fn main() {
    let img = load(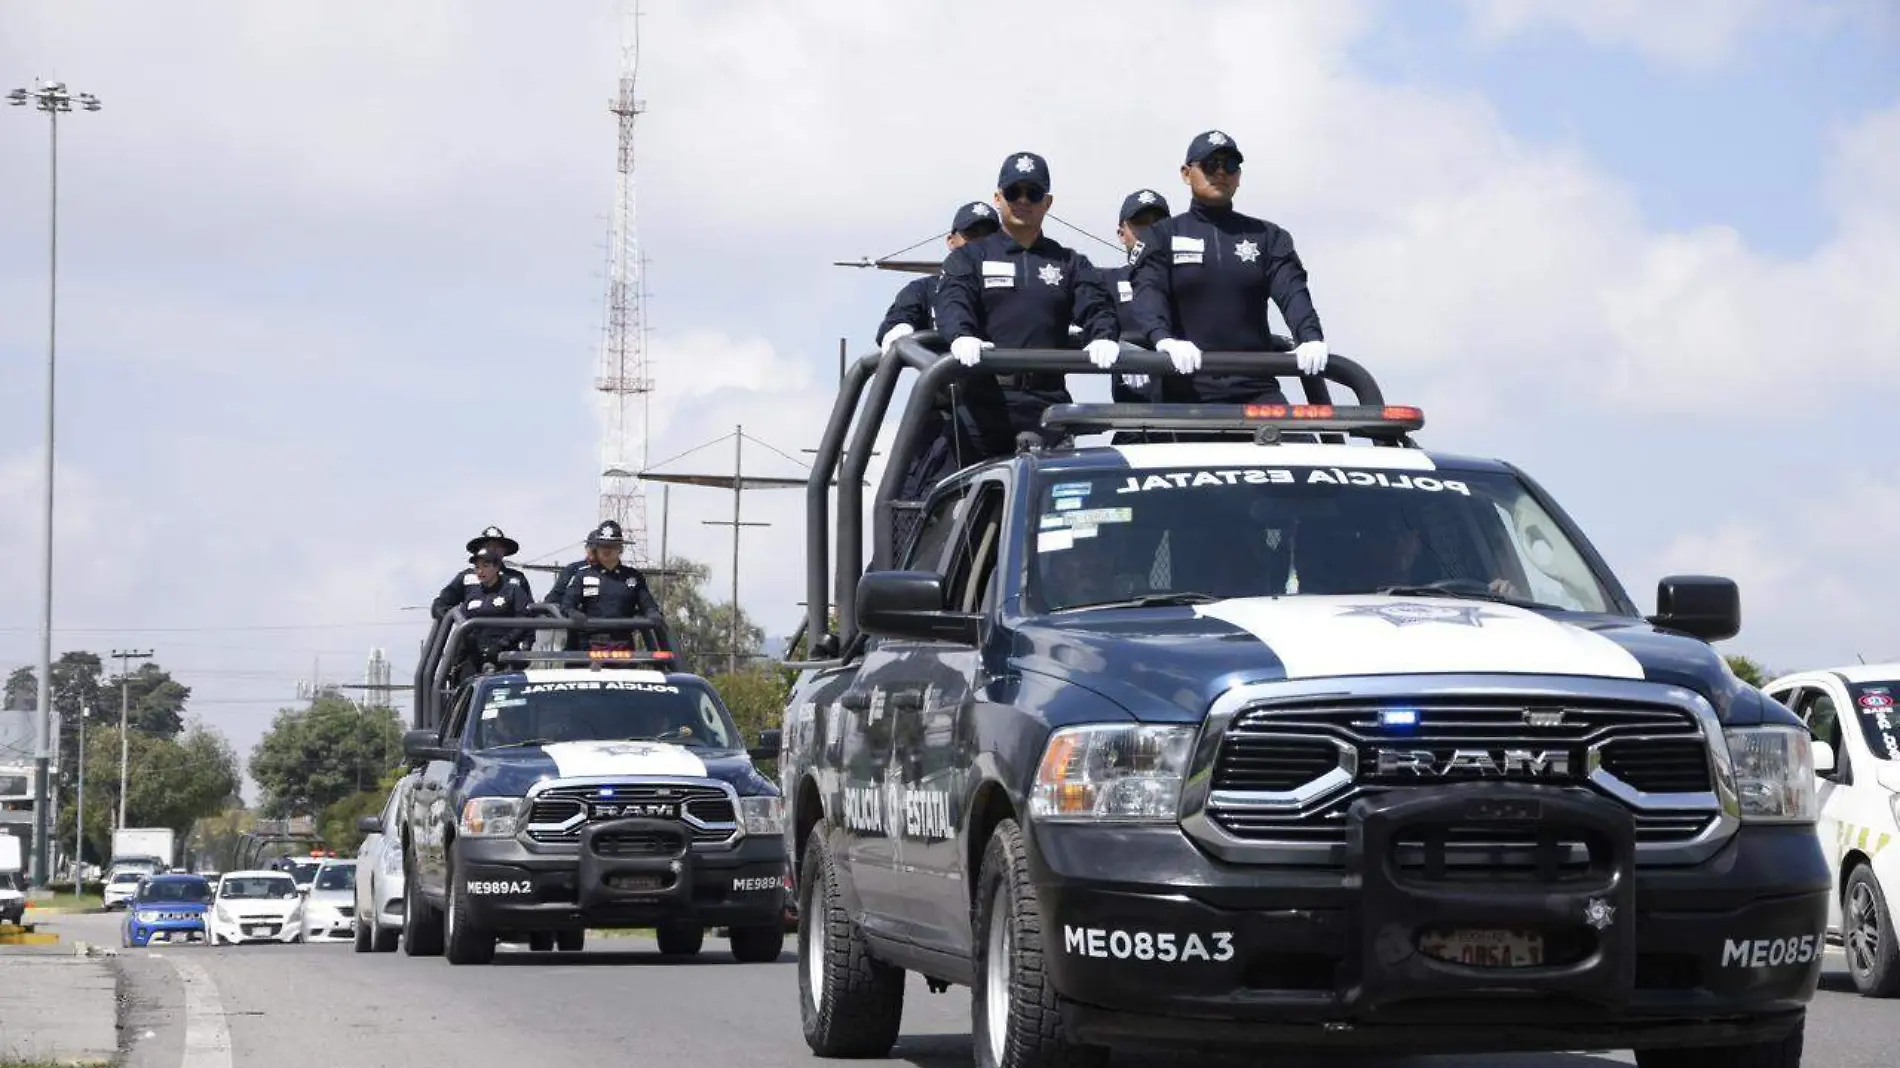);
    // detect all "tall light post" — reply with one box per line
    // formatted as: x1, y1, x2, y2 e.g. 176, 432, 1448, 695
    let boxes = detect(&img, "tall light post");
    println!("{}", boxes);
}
71, 707, 88, 883
9, 79, 102, 887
